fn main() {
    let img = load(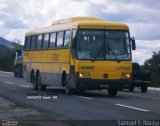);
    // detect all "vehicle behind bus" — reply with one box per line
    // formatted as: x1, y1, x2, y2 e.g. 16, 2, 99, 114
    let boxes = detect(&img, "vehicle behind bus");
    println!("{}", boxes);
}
13, 50, 23, 78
